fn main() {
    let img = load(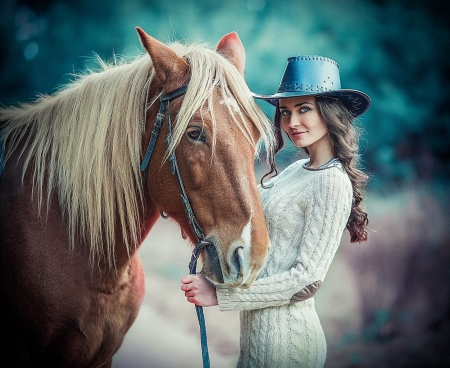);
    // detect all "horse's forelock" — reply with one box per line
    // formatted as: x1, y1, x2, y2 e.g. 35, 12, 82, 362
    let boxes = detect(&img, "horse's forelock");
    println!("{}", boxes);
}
166, 43, 274, 161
